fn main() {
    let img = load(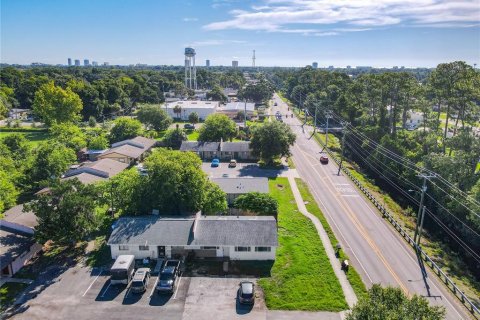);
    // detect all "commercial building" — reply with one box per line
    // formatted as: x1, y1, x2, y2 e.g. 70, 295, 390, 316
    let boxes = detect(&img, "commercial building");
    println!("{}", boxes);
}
84, 59, 90, 66
74, 59, 81, 66
165, 100, 219, 121
312, 62, 318, 69
232, 61, 239, 68
68, 58, 72, 66
180, 141, 255, 161
108, 214, 277, 261
217, 102, 255, 119
206, 59, 210, 67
